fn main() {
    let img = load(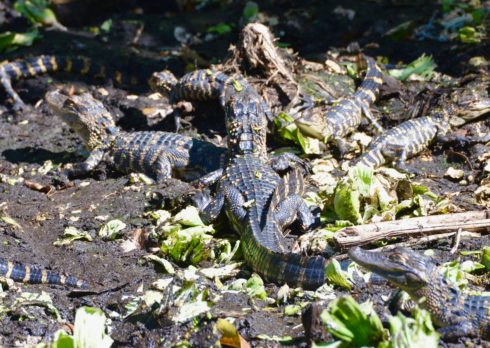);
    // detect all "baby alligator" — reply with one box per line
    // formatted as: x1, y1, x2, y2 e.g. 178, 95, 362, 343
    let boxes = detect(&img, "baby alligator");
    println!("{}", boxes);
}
150, 68, 273, 130
0, 55, 140, 110
349, 247, 489, 340
194, 73, 328, 289
294, 55, 383, 153
356, 92, 490, 170
45, 90, 226, 183
1, 259, 87, 288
